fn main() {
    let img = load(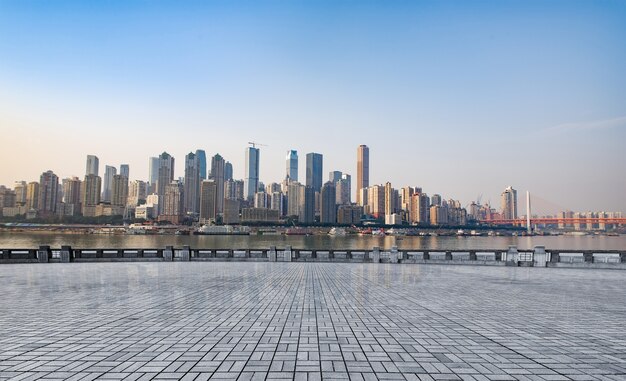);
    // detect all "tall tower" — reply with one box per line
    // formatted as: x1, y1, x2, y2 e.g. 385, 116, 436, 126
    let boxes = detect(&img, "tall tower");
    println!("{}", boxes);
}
286, 150, 298, 181
196, 149, 207, 181
210, 154, 225, 213
102, 165, 117, 203
244, 146, 260, 201
156, 152, 175, 214
224, 162, 233, 181
305, 153, 323, 193
320, 182, 337, 224
148, 157, 159, 188
184, 152, 200, 215
501, 186, 518, 220
119, 164, 129, 179
356, 145, 369, 205
199, 180, 217, 223
86, 155, 99, 177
